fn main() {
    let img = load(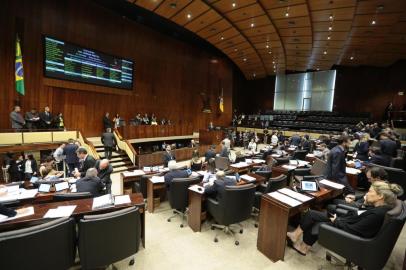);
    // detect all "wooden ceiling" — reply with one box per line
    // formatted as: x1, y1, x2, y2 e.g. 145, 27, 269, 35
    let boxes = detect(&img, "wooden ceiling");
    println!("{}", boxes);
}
127, 0, 406, 79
